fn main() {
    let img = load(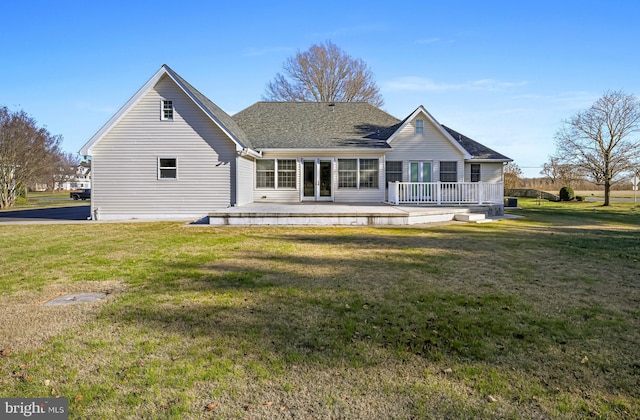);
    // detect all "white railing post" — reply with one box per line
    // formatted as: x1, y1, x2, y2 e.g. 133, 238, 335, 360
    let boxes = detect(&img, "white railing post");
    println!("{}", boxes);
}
437, 182, 442, 205
388, 181, 398, 205
478, 181, 484, 204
